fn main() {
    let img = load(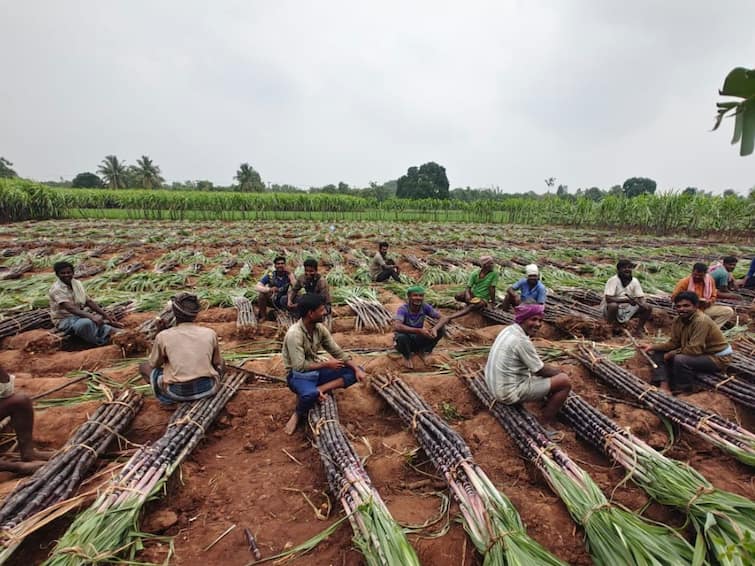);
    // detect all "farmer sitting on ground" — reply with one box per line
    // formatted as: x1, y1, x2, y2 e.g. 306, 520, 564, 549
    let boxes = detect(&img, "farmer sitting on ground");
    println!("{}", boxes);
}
48, 260, 122, 346
0, 365, 54, 474
454, 255, 498, 314
501, 264, 546, 311
287, 258, 331, 312
484, 304, 571, 433
256, 256, 296, 321
282, 293, 365, 435
370, 241, 401, 282
139, 293, 223, 405
641, 291, 732, 394
671, 263, 734, 328
709, 256, 740, 300
601, 259, 652, 336
392, 285, 462, 370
